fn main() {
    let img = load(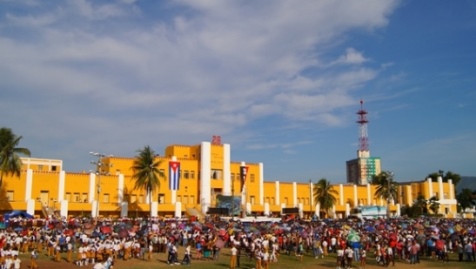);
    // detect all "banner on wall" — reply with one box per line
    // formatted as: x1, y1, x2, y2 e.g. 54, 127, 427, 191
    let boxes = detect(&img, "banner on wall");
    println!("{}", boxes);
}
169, 161, 180, 190
240, 165, 249, 192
